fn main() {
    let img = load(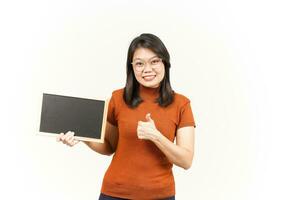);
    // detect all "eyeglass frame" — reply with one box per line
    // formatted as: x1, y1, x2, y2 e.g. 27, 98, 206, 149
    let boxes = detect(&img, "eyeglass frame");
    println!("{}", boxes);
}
131, 57, 164, 72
